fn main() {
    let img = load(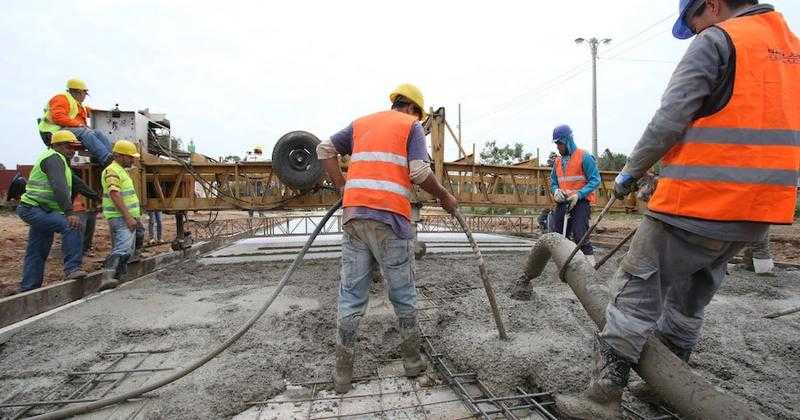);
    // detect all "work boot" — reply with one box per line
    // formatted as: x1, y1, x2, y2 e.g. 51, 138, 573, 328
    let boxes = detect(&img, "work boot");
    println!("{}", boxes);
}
398, 315, 427, 377
509, 274, 532, 301
556, 335, 631, 420
98, 256, 121, 291
334, 315, 360, 394
65, 270, 87, 280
